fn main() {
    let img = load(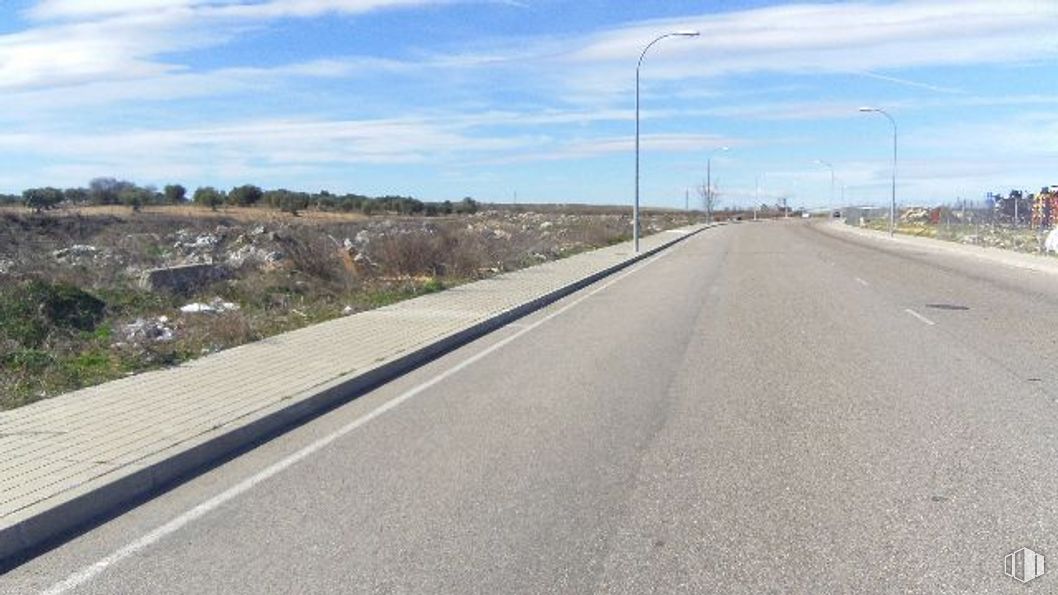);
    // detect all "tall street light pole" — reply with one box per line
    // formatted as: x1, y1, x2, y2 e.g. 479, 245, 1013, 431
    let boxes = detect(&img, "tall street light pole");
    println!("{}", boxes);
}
634, 30, 699, 252
815, 159, 835, 216
859, 107, 898, 236
755, 172, 766, 220
706, 146, 729, 224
